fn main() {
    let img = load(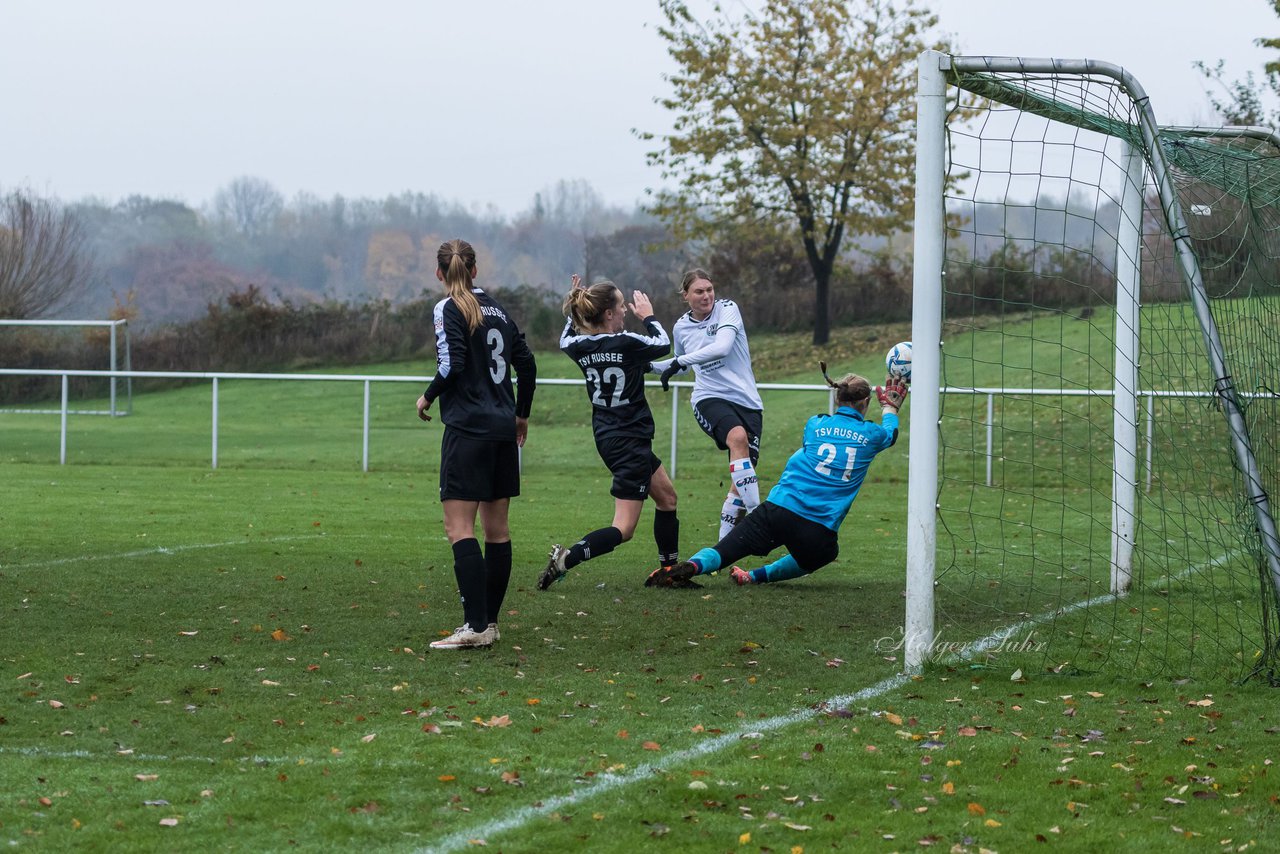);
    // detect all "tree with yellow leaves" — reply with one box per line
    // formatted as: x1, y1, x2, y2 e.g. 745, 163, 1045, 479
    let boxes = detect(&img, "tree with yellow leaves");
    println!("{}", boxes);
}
642, 0, 951, 344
